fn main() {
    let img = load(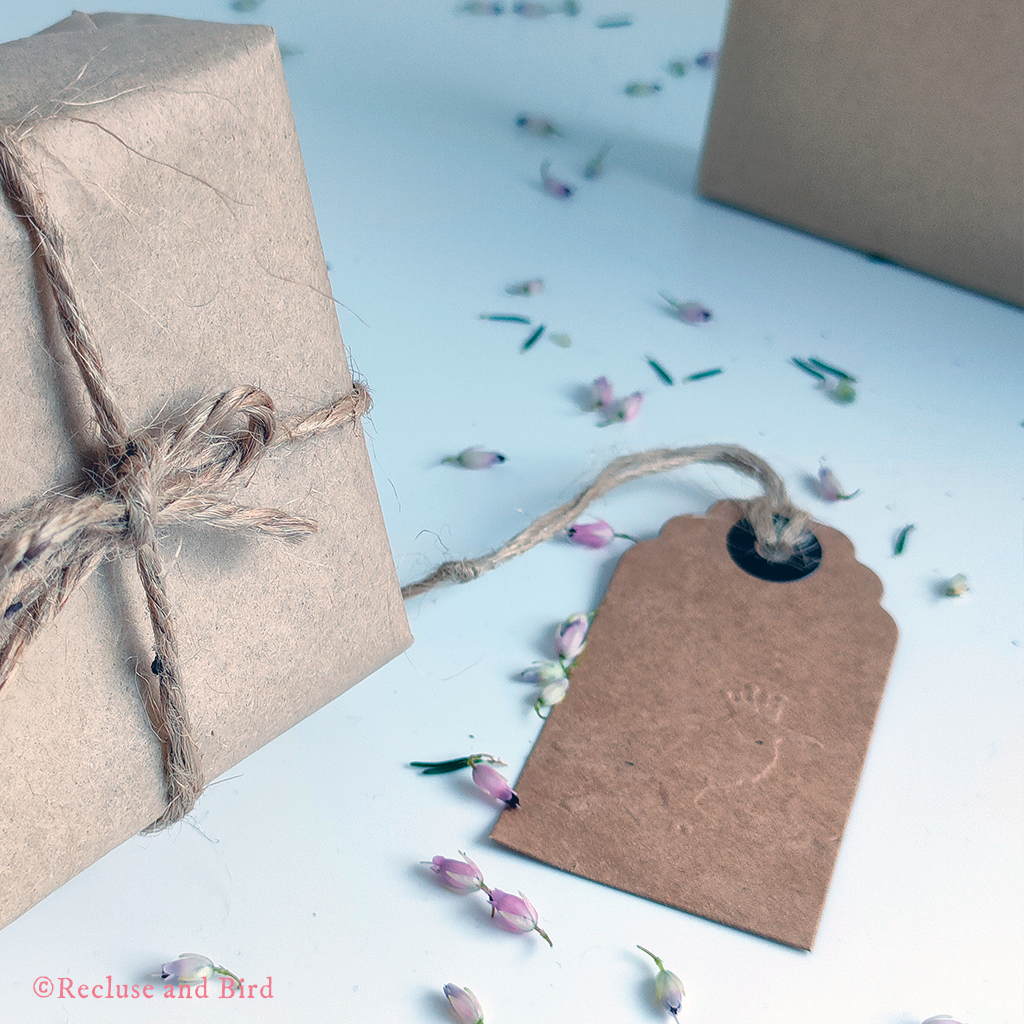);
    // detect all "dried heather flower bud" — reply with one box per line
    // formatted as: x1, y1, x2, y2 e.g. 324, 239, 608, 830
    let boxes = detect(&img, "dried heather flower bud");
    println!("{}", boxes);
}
540, 161, 574, 199
443, 447, 506, 469
429, 853, 490, 894
944, 574, 969, 597
519, 660, 568, 684
471, 762, 520, 808
506, 277, 544, 296
637, 946, 685, 1018
534, 679, 569, 716
555, 613, 589, 663
444, 984, 485, 1024
614, 391, 644, 423
817, 464, 860, 501
487, 889, 552, 945
588, 376, 615, 411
